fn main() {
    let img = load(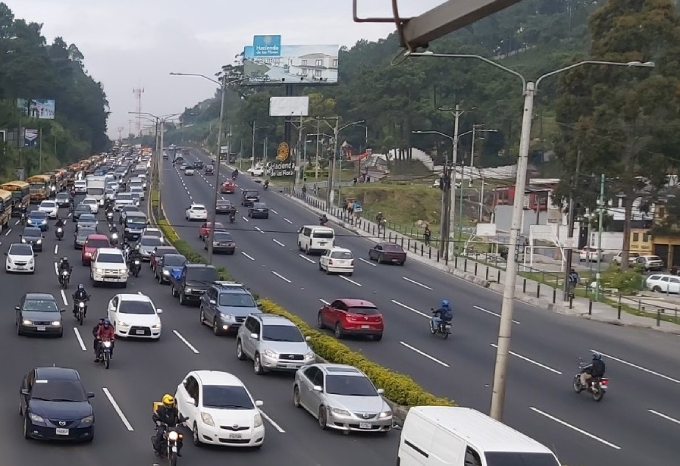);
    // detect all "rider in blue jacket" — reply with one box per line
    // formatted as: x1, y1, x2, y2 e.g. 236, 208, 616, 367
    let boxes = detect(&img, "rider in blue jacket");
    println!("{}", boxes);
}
431, 300, 453, 331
